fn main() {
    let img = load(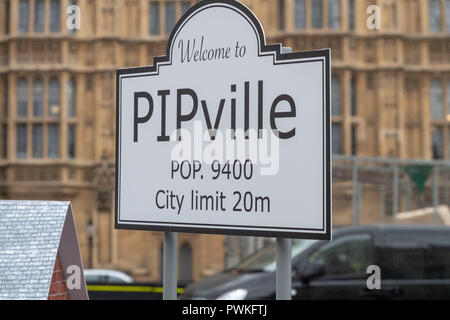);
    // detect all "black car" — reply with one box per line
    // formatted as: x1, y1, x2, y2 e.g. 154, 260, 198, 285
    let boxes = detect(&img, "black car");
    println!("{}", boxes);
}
180, 225, 450, 300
